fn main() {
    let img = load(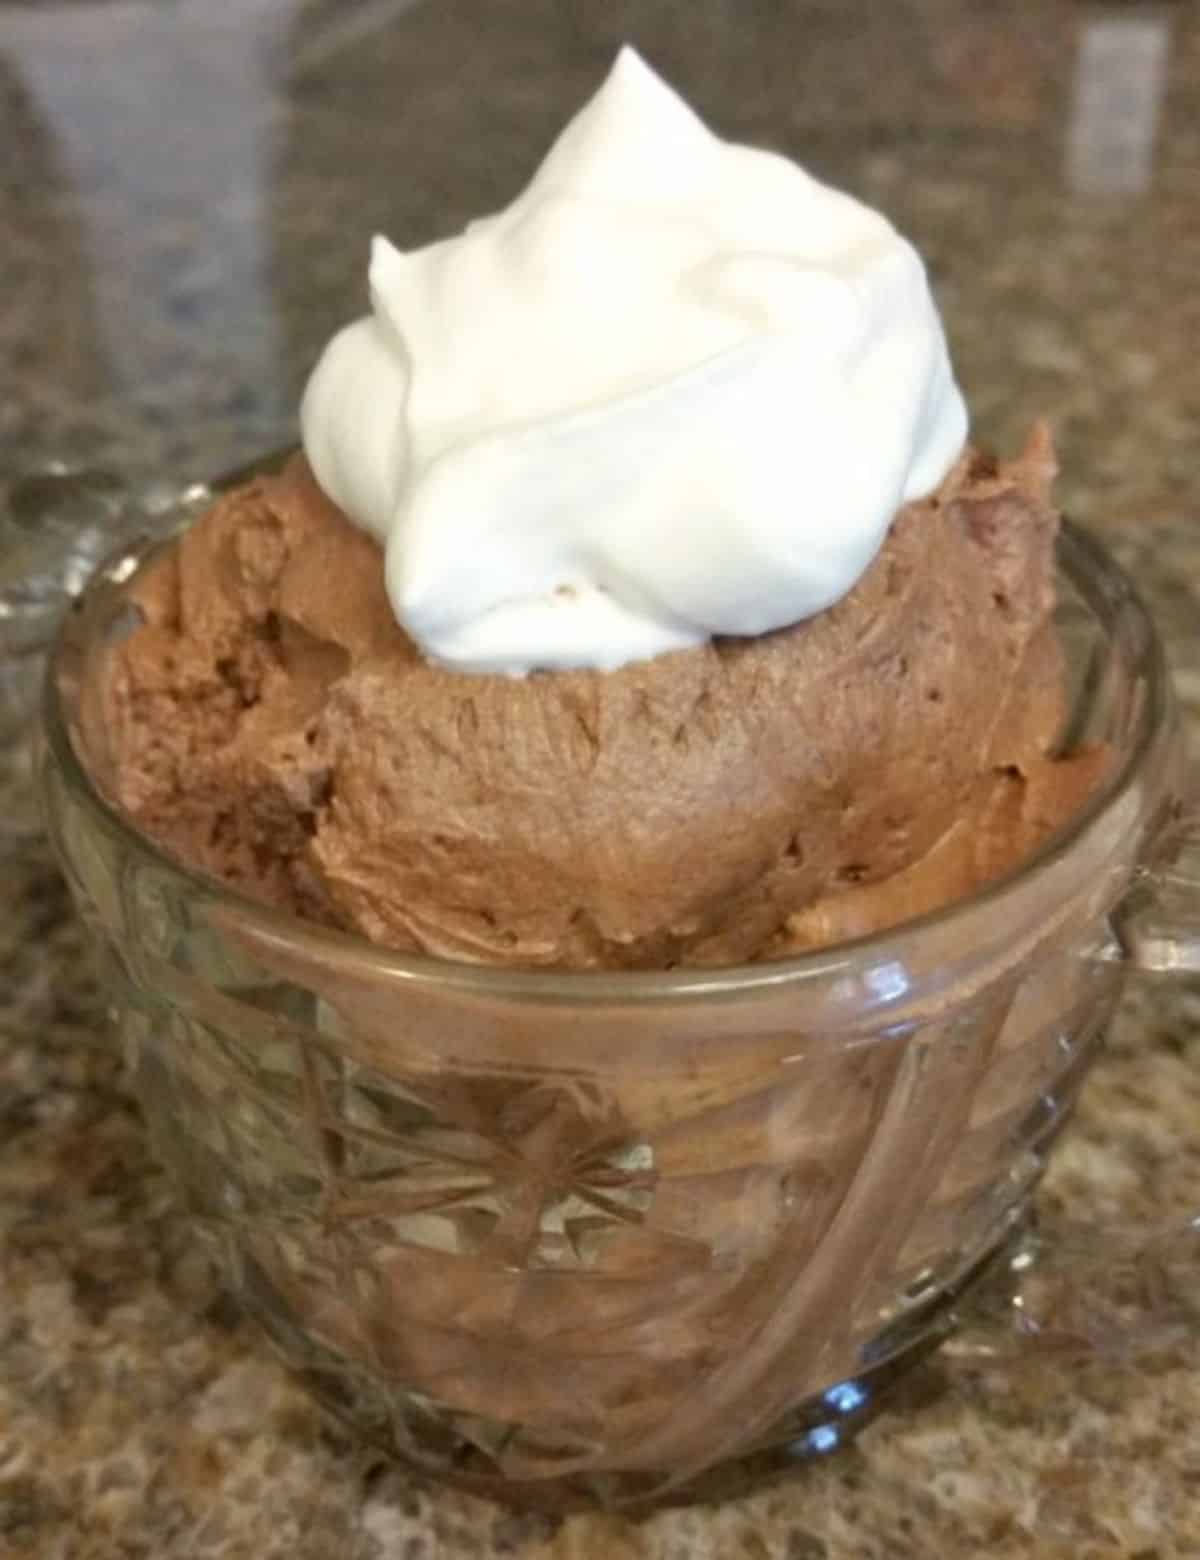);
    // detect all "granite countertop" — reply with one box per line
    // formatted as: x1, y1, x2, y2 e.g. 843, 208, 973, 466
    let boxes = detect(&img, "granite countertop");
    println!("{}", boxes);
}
2, 2, 1199, 1556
